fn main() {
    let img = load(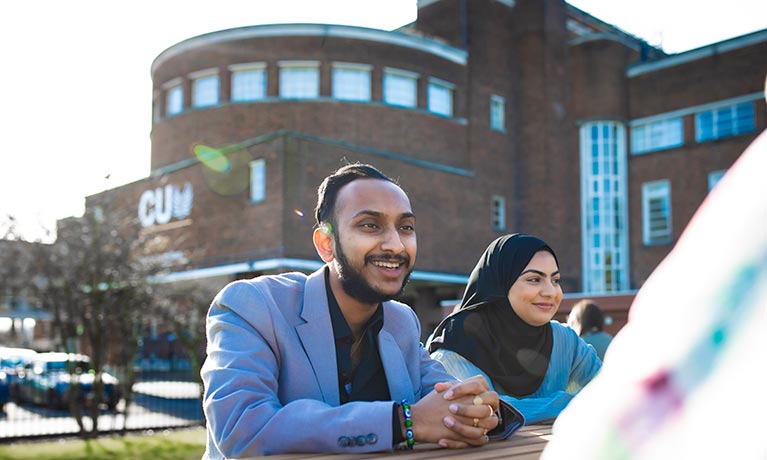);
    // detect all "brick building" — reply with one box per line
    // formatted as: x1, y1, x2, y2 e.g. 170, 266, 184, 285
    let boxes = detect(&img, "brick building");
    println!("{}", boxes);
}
86, 0, 766, 336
